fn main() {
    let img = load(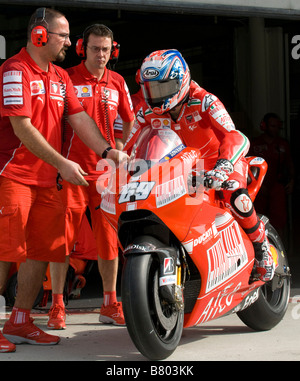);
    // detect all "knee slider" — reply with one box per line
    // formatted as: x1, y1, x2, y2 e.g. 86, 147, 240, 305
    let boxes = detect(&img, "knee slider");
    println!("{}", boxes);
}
230, 188, 253, 217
